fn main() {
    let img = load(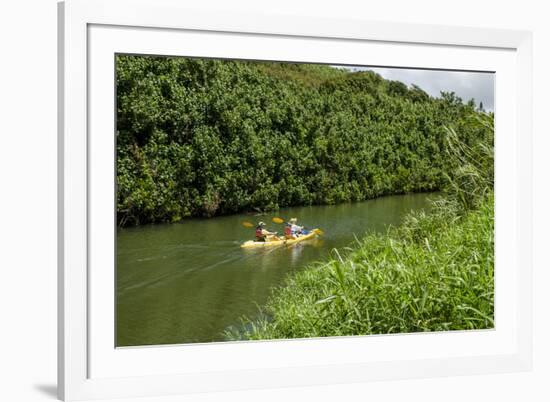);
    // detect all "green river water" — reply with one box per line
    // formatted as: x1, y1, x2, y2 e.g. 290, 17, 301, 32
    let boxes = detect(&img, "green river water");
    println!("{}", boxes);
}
116, 192, 435, 346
